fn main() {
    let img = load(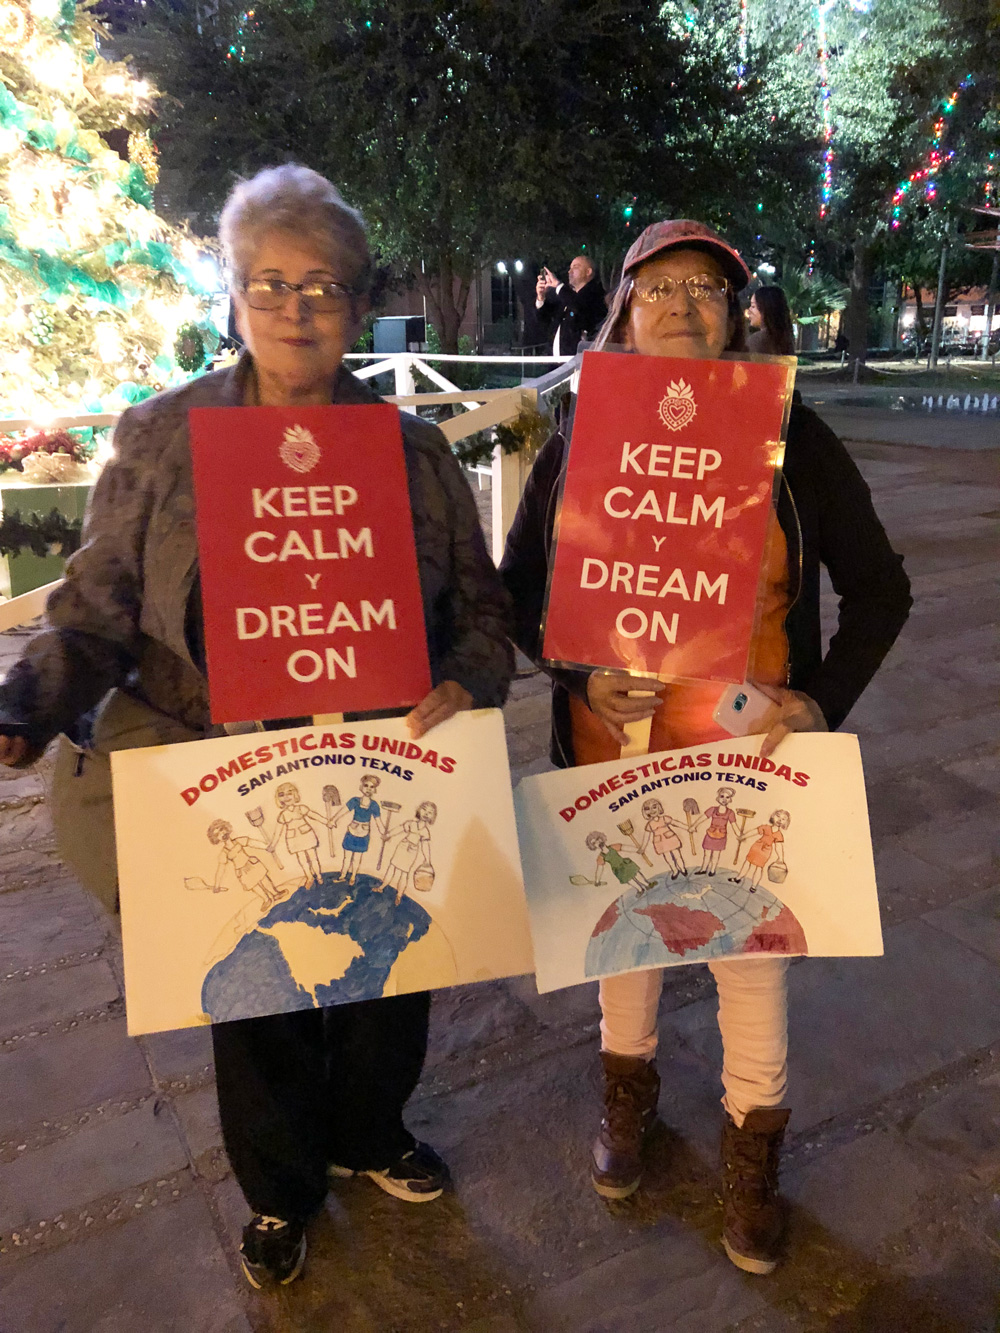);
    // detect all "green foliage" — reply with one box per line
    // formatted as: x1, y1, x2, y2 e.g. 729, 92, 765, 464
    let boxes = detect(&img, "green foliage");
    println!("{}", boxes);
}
0, 508, 83, 559
451, 403, 555, 469
137, 0, 818, 346
777, 269, 847, 325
